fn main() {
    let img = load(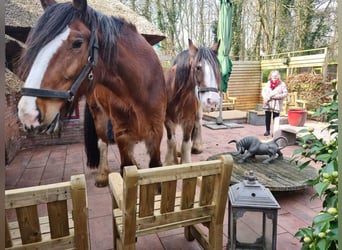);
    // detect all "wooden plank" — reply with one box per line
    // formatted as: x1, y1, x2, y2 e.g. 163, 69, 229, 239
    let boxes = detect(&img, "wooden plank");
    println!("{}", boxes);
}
199, 176, 215, 206
137, 161, 222, 184
181, 178, 197, 209
16, 205, 42, 244
70, 174, 89, 250
5, 182, 71, 209
5, 217, 12, 248
47, 200, 69, 239
8, 235, 74, 250
139, 184, 155, 217
137, 206, 214, 231
160, 181, 177, 213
